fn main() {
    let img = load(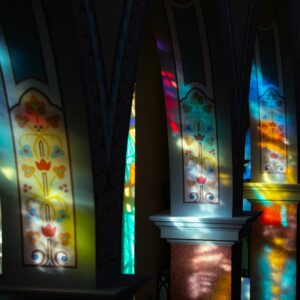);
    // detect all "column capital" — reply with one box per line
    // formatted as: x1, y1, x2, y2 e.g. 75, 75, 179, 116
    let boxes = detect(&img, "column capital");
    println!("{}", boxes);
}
244, 182, 300, 203
150, 212, 257, 245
